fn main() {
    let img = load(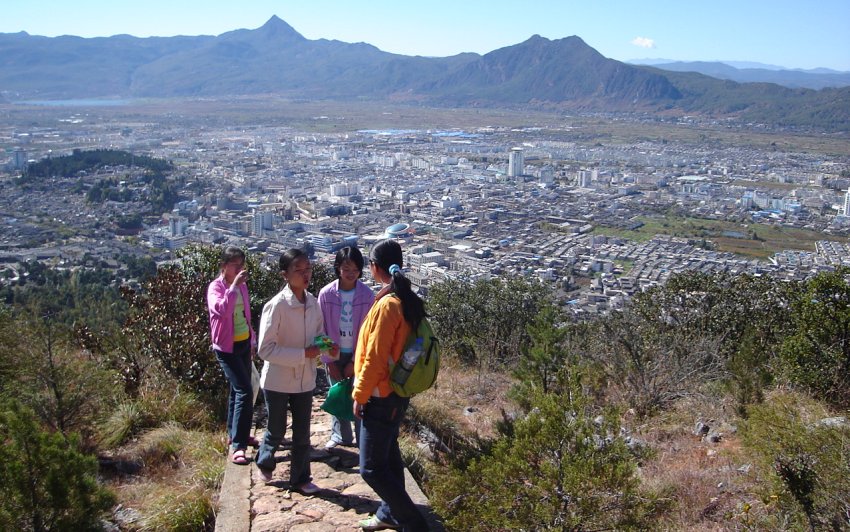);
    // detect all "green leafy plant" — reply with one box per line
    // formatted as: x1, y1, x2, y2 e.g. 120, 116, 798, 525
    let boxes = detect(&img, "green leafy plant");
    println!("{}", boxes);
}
0, 399, 115, 531
778, 267, 850, 407
742, 390, 850, 530
430, 374, 660, 530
